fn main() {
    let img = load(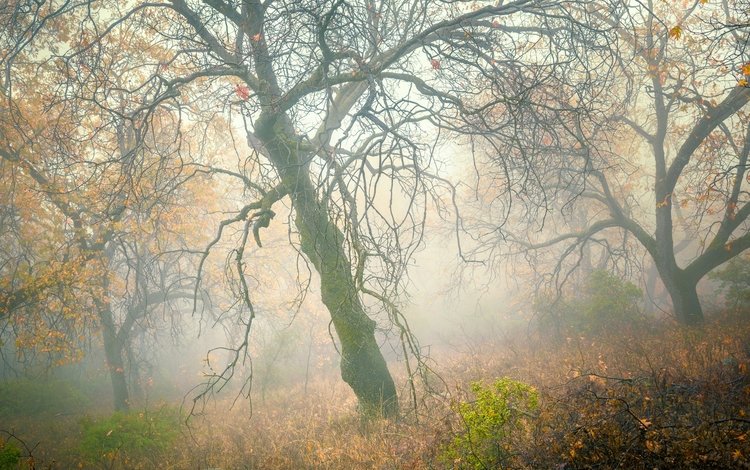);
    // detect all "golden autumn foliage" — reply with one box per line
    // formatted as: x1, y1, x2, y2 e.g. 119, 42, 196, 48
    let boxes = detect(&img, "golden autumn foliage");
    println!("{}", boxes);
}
0, 3, 230, 370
